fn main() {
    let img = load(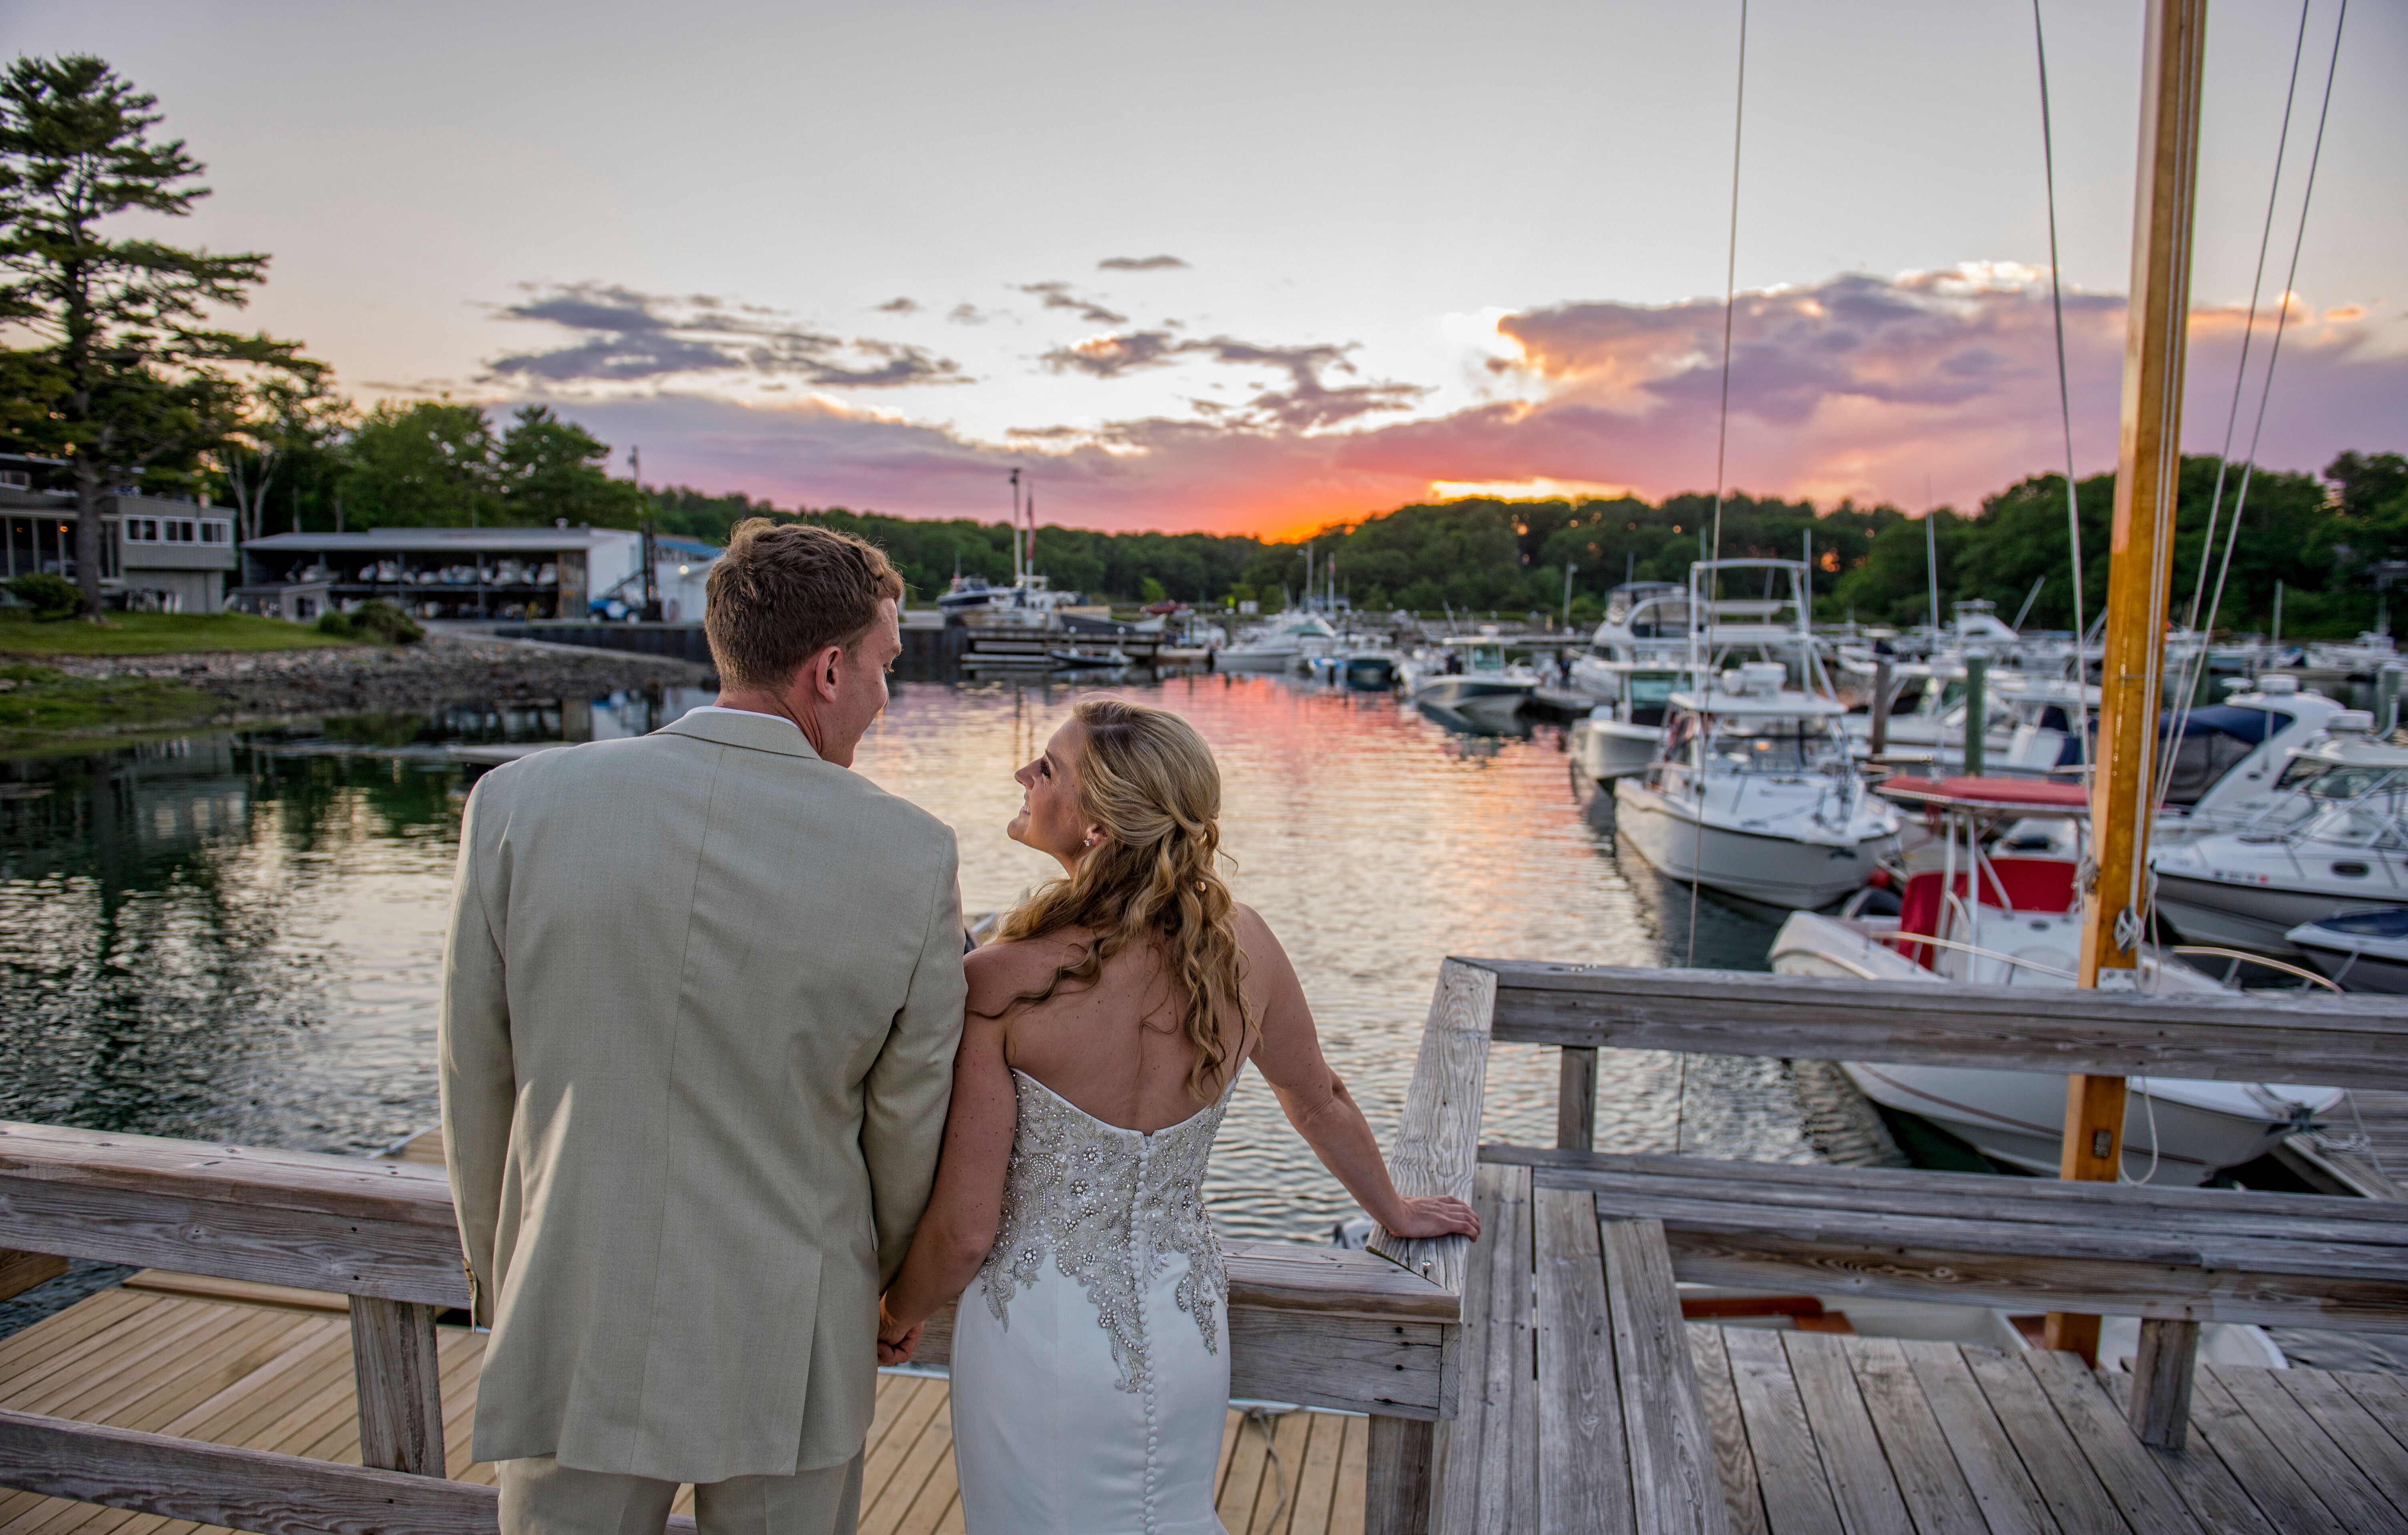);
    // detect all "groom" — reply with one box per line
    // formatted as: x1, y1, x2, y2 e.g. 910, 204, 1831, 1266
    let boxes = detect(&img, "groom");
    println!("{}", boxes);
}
441, 519, 966, 1535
